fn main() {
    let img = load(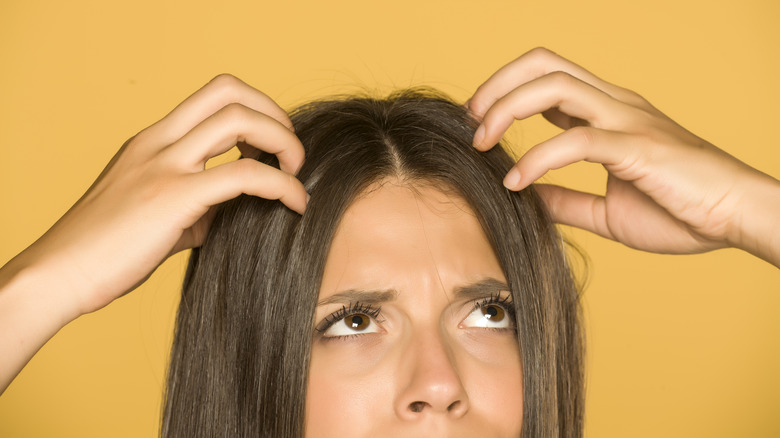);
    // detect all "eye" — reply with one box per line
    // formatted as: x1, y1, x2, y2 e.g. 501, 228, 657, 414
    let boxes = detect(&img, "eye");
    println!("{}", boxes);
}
460, 301, 514, 329
321, 312, 382, 338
